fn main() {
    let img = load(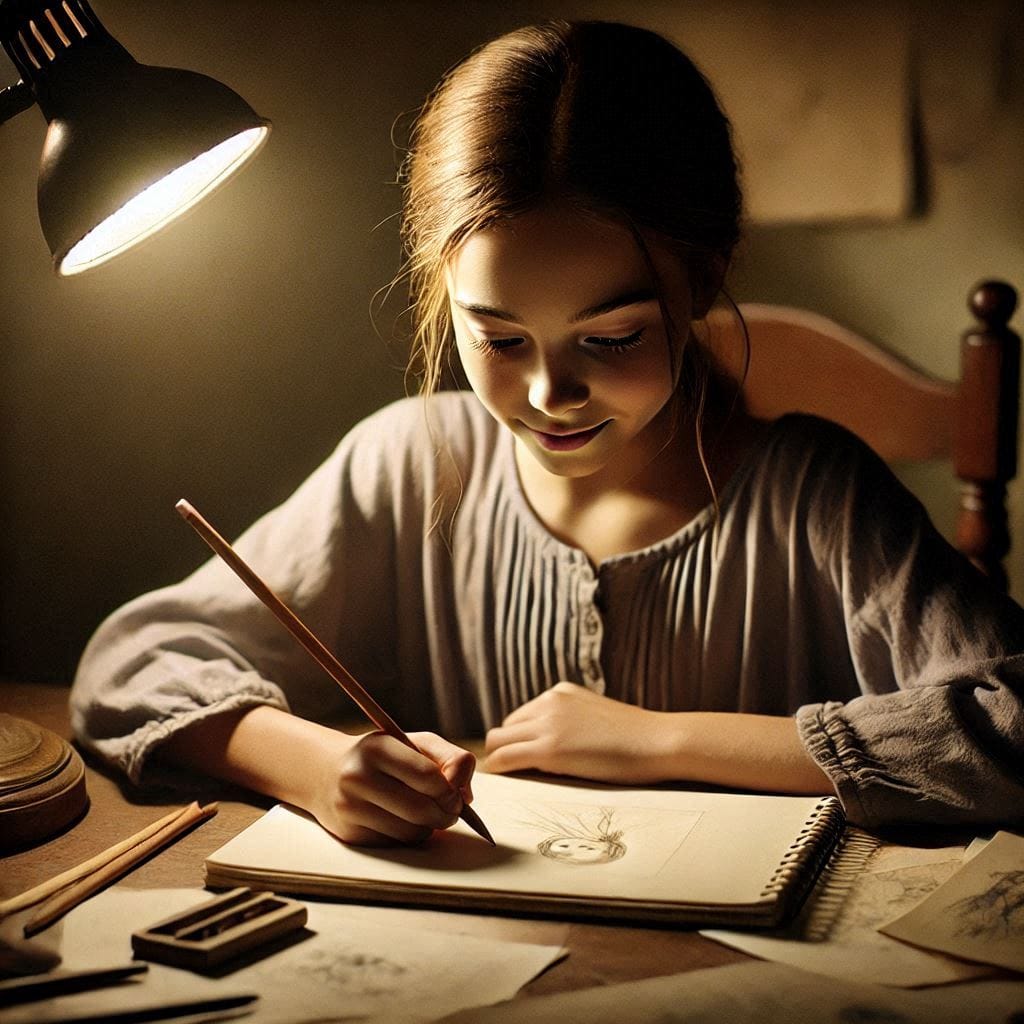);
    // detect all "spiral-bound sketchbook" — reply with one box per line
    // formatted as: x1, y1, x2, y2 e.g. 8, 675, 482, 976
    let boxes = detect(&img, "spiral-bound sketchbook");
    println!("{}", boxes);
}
206, 772, 846, 928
